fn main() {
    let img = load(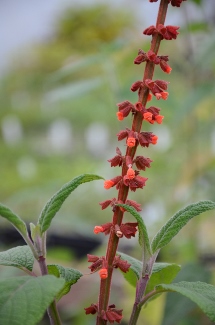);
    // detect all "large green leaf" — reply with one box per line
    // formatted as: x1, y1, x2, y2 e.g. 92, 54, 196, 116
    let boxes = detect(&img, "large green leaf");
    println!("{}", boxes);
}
118, 252, 180, 297
0, 275, 65, 325
47, 264, 82, 301
0, 203, 28, 238
145, 263, 181, 296
0, 246, 34, 272
117, 204, 151, 257
156, 281, 215, 323
151, 201, 215, 253
38, 174, 103, 233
